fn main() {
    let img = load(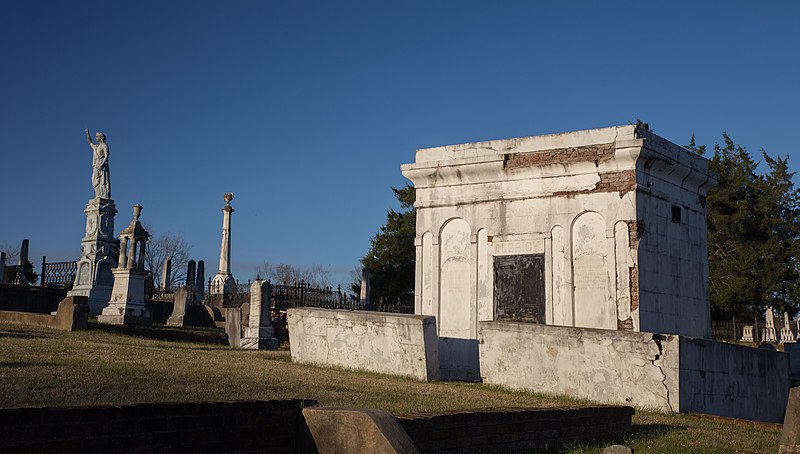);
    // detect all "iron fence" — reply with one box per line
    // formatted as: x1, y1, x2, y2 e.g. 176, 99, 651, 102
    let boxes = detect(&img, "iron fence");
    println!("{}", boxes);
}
4, 265, 27, 285
40, 256, 77, 288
